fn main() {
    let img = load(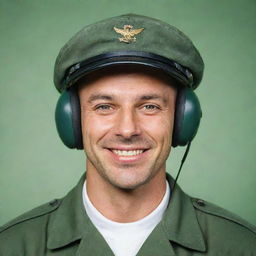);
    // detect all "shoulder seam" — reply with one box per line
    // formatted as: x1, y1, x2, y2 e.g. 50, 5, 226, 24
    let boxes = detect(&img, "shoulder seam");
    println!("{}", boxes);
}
0, 199, 61, 234
192, 198, 256, 236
